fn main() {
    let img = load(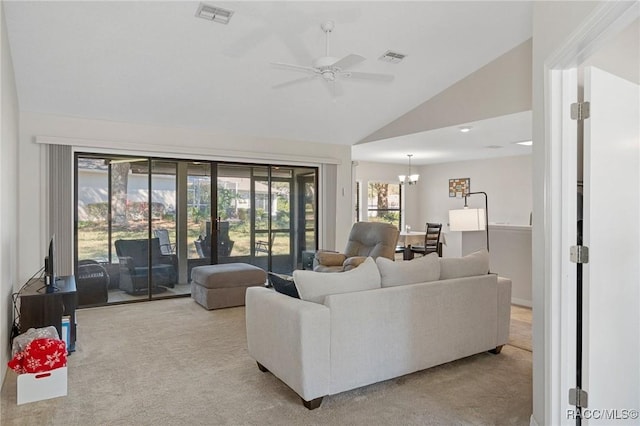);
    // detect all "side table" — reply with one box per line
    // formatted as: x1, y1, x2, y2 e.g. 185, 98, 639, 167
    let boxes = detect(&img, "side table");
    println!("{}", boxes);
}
19, 275, 77, 352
